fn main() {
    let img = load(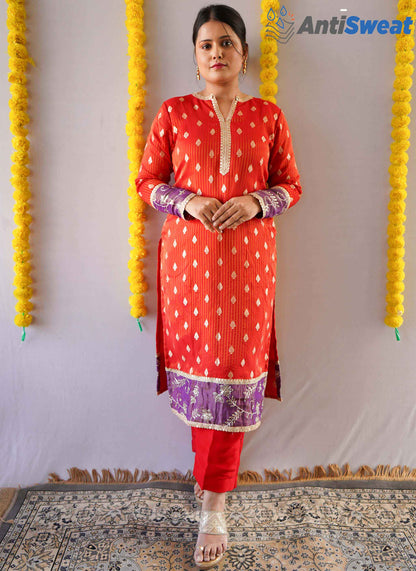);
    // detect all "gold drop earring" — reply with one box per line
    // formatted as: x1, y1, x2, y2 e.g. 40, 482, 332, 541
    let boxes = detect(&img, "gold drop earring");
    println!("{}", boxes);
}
243, 59, 247, 74
196, 66, 200, 80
